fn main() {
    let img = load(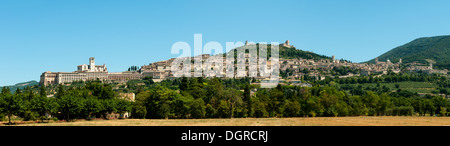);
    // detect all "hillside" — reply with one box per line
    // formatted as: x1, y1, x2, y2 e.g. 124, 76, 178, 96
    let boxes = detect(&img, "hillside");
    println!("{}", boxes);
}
230, 44, 331, 60
0, 80, 39, 93
279, 45, 331, 60
366, 35, 450, 69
